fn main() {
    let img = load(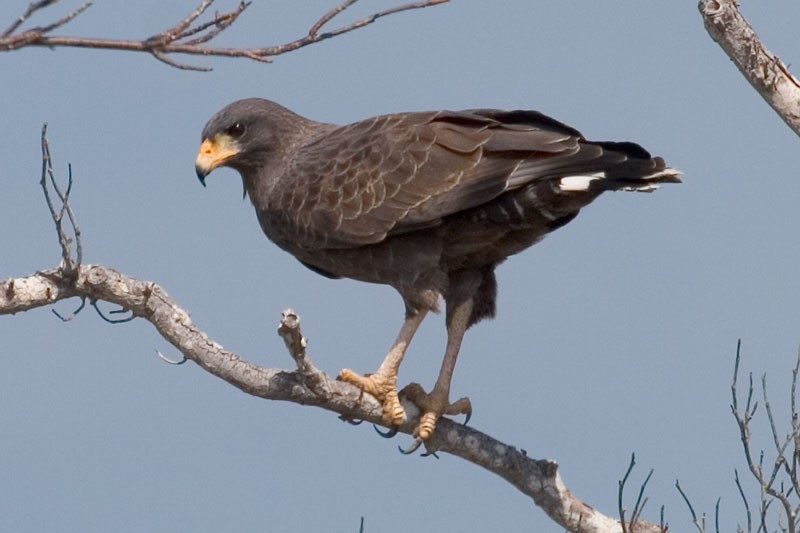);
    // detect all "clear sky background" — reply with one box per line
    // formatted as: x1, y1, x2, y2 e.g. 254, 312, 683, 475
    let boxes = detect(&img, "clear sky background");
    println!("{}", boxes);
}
3, 1, 800, 531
